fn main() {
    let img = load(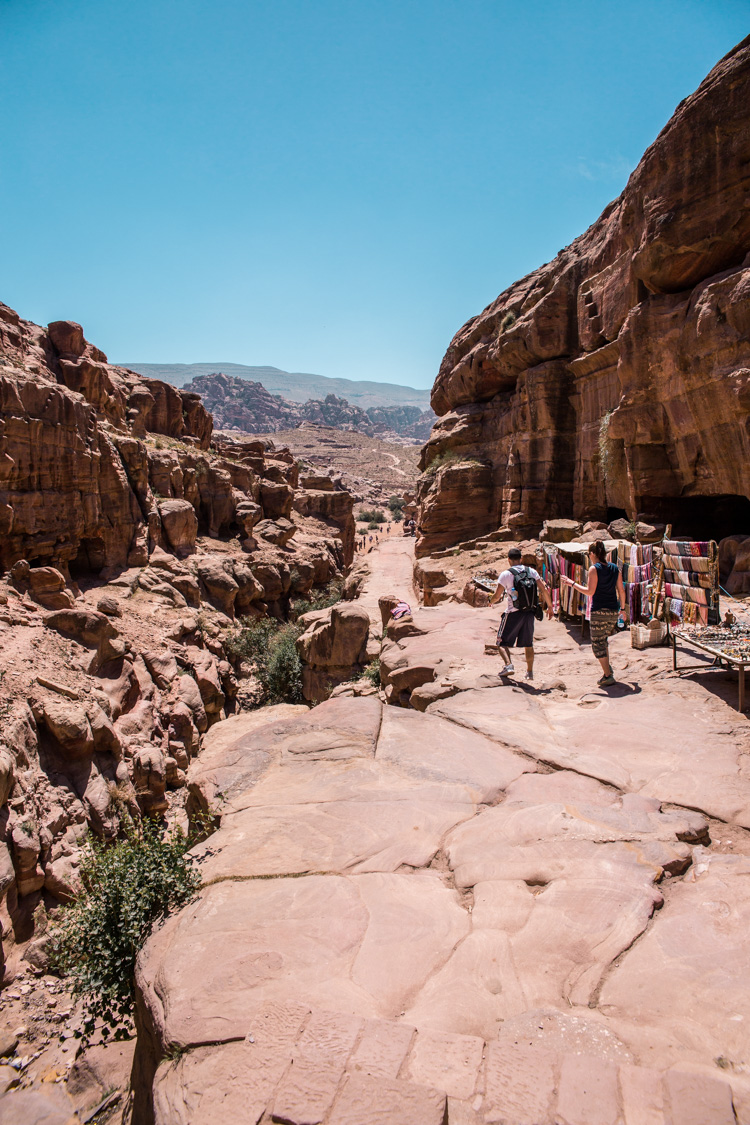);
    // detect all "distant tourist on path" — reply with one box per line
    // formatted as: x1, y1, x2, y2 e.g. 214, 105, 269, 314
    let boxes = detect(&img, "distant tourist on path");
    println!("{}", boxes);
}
560, 540, 625, 687
490, 547, 553, 681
